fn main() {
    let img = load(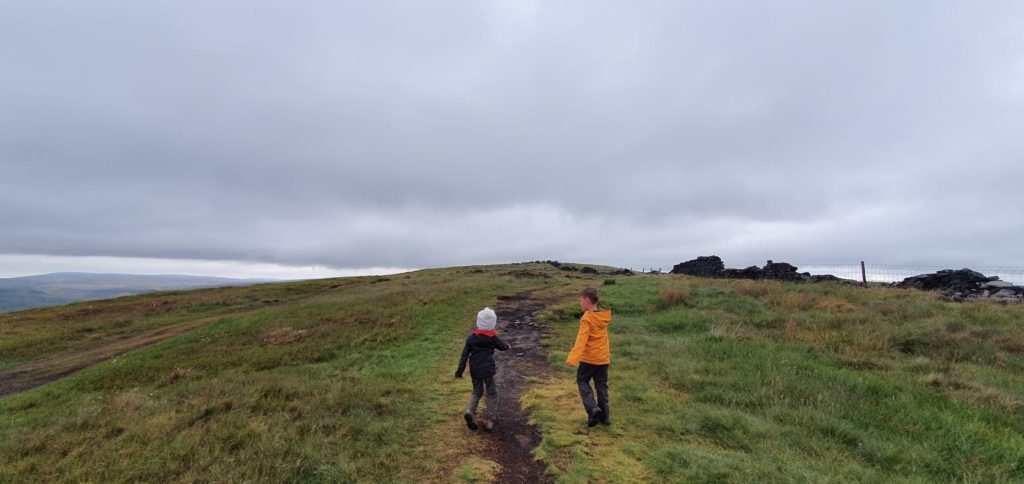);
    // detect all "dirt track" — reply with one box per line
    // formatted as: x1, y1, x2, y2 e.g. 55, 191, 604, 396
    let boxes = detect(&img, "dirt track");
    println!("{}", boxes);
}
0, 316, 222, 397
488, 292, 553, 483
